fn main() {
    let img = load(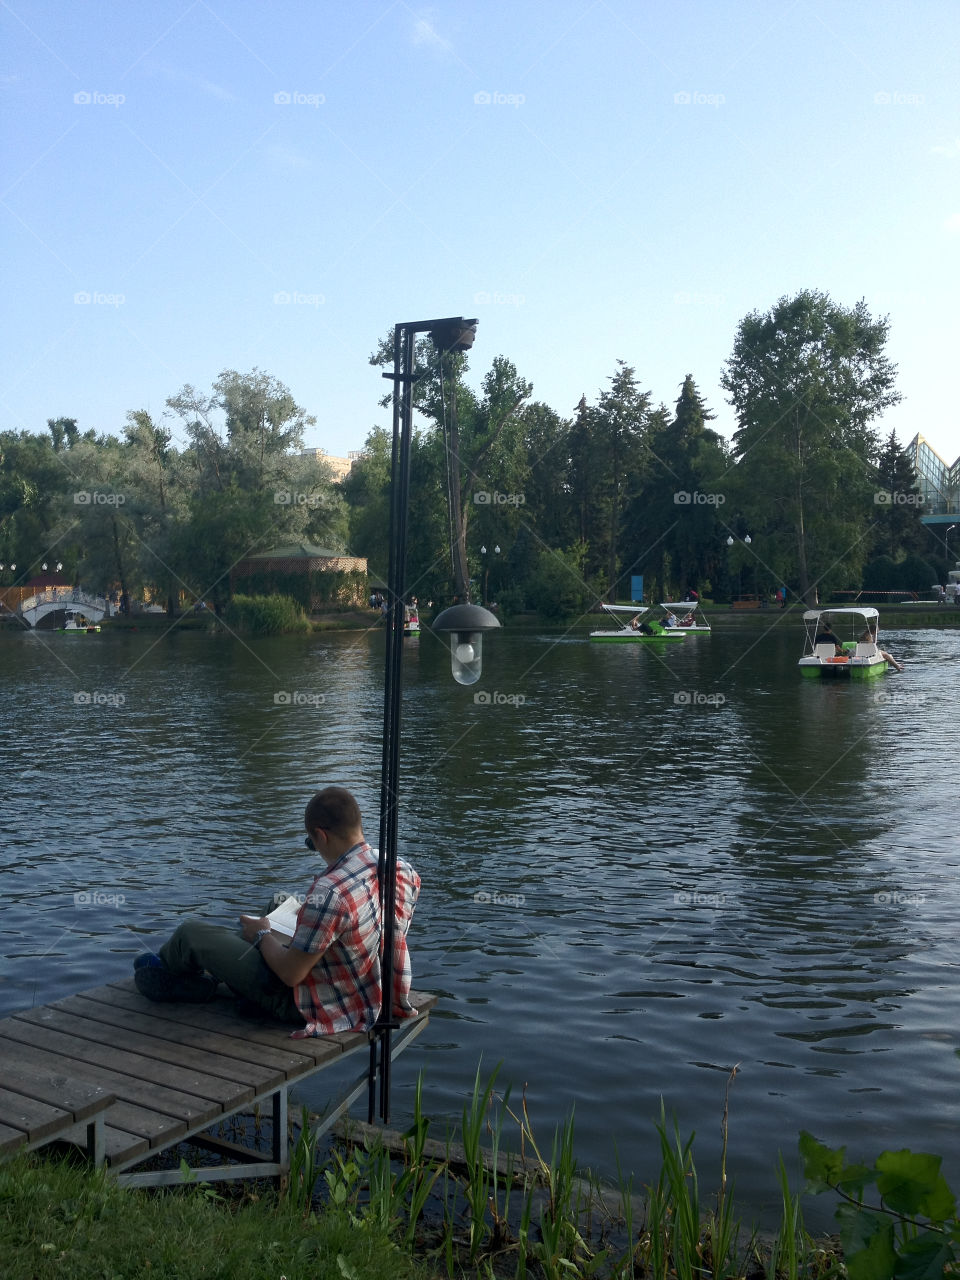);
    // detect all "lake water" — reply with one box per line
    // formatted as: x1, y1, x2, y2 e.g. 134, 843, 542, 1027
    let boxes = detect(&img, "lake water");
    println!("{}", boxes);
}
1, 617, 958, 1223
